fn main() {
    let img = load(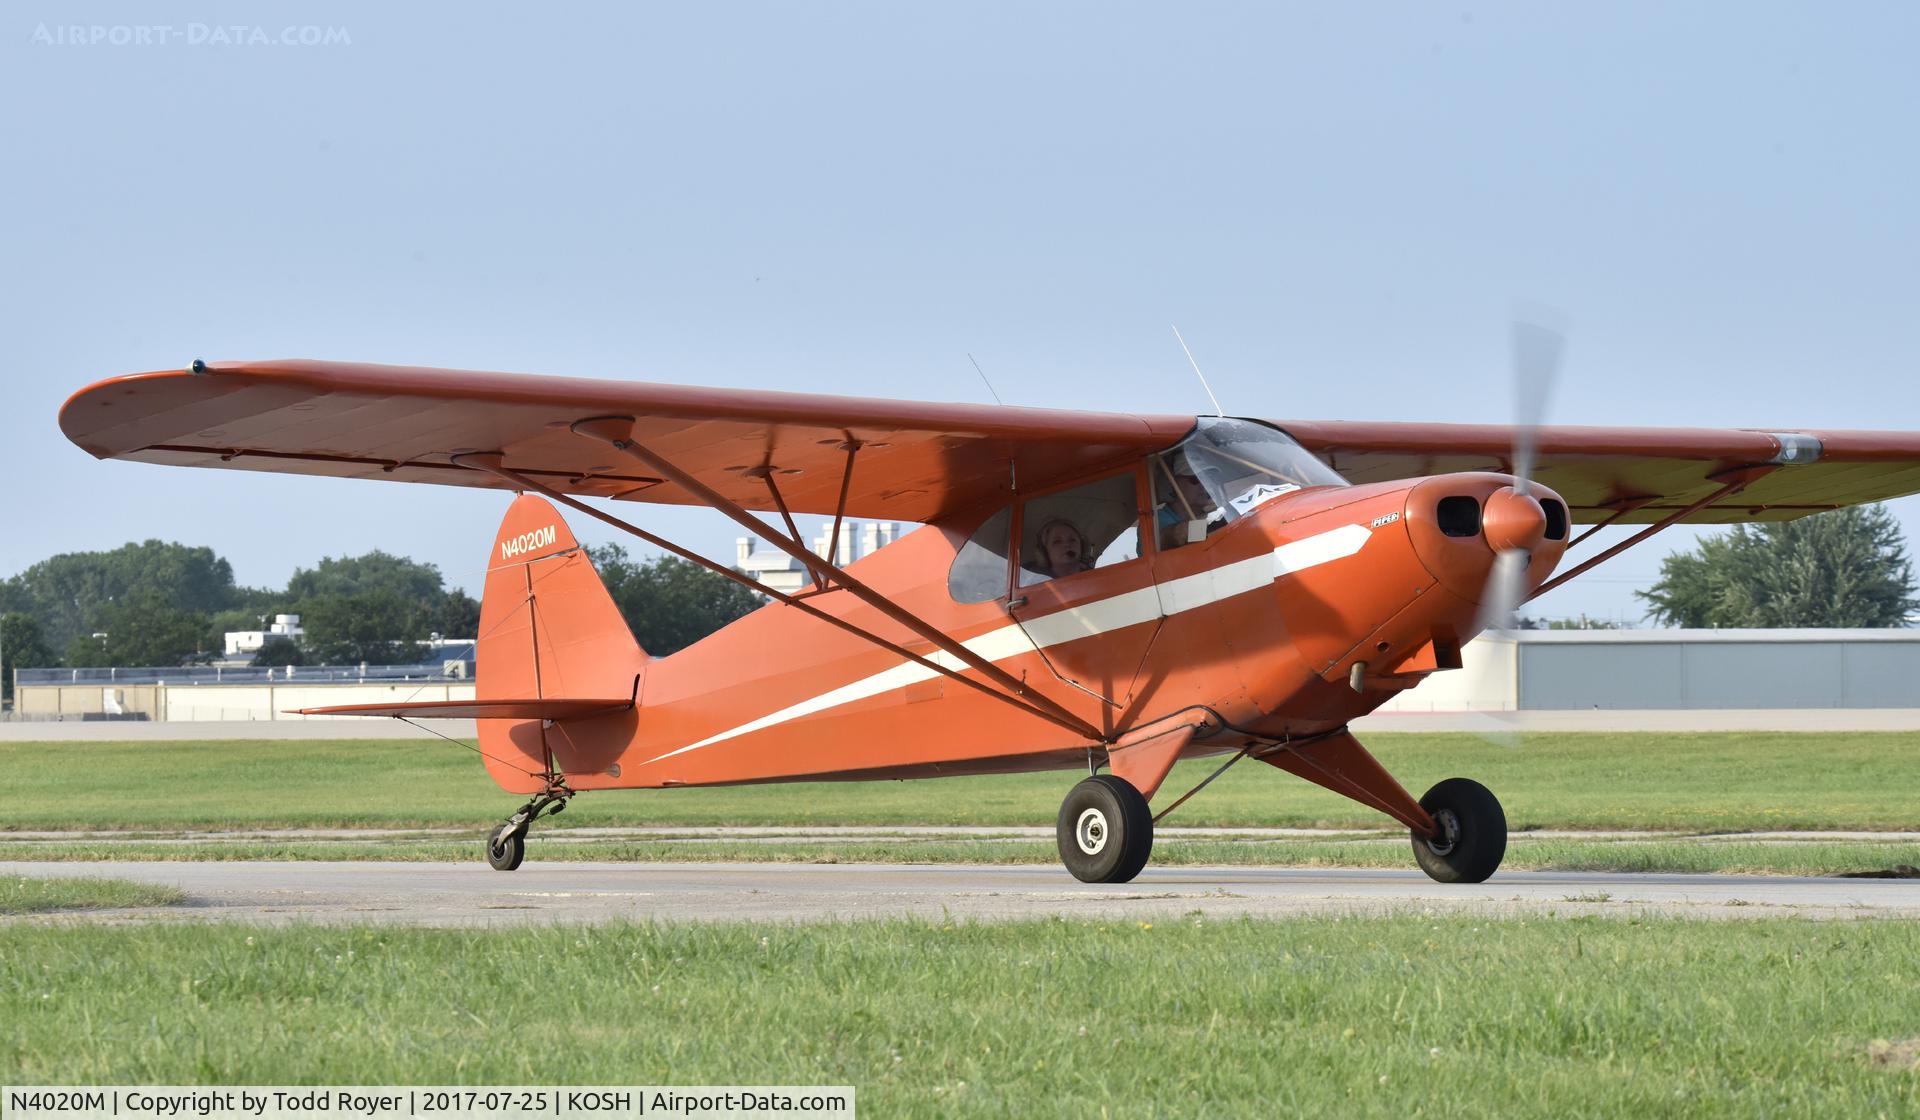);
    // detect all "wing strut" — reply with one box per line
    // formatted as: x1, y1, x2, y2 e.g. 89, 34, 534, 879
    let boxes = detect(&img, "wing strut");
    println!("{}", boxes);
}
452, 451, 1107, 743
1529, 468, 1773, 601
563, 416, 1109, 742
